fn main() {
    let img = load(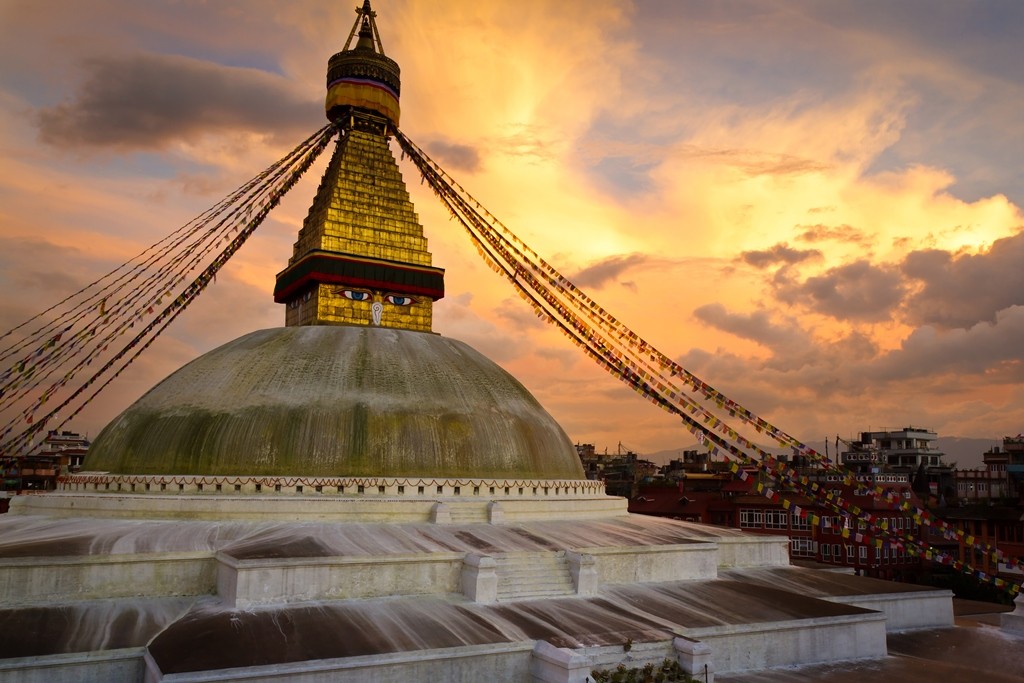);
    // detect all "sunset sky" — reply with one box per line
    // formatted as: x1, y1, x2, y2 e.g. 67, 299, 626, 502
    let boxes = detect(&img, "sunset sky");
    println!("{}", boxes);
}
1, 0, 1022, 458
